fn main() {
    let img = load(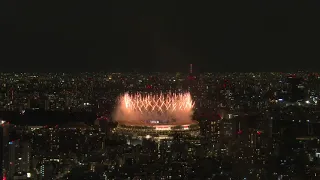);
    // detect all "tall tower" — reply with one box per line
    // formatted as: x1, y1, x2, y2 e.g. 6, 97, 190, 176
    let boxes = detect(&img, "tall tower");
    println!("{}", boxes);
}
8, 140, 16, 179
1, 121, 9, 180
189, 64, 193, 74
286, 75, 305, 102
0, 124, 3, 180
45, 99, 50, 111
21, 141, 31, 172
